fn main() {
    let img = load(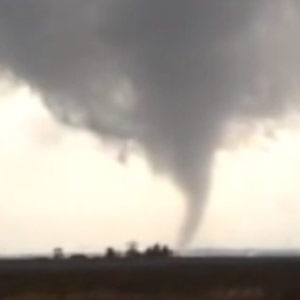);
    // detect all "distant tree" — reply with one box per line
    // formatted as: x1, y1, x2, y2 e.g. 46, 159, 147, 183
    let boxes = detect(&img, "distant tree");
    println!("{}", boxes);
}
144, 244, 159, 258
53, 247, 64, 260
104, 247, 118, 259
144, 244, 173, 258
125, 241, 140, 258
161, 245, 173, 257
